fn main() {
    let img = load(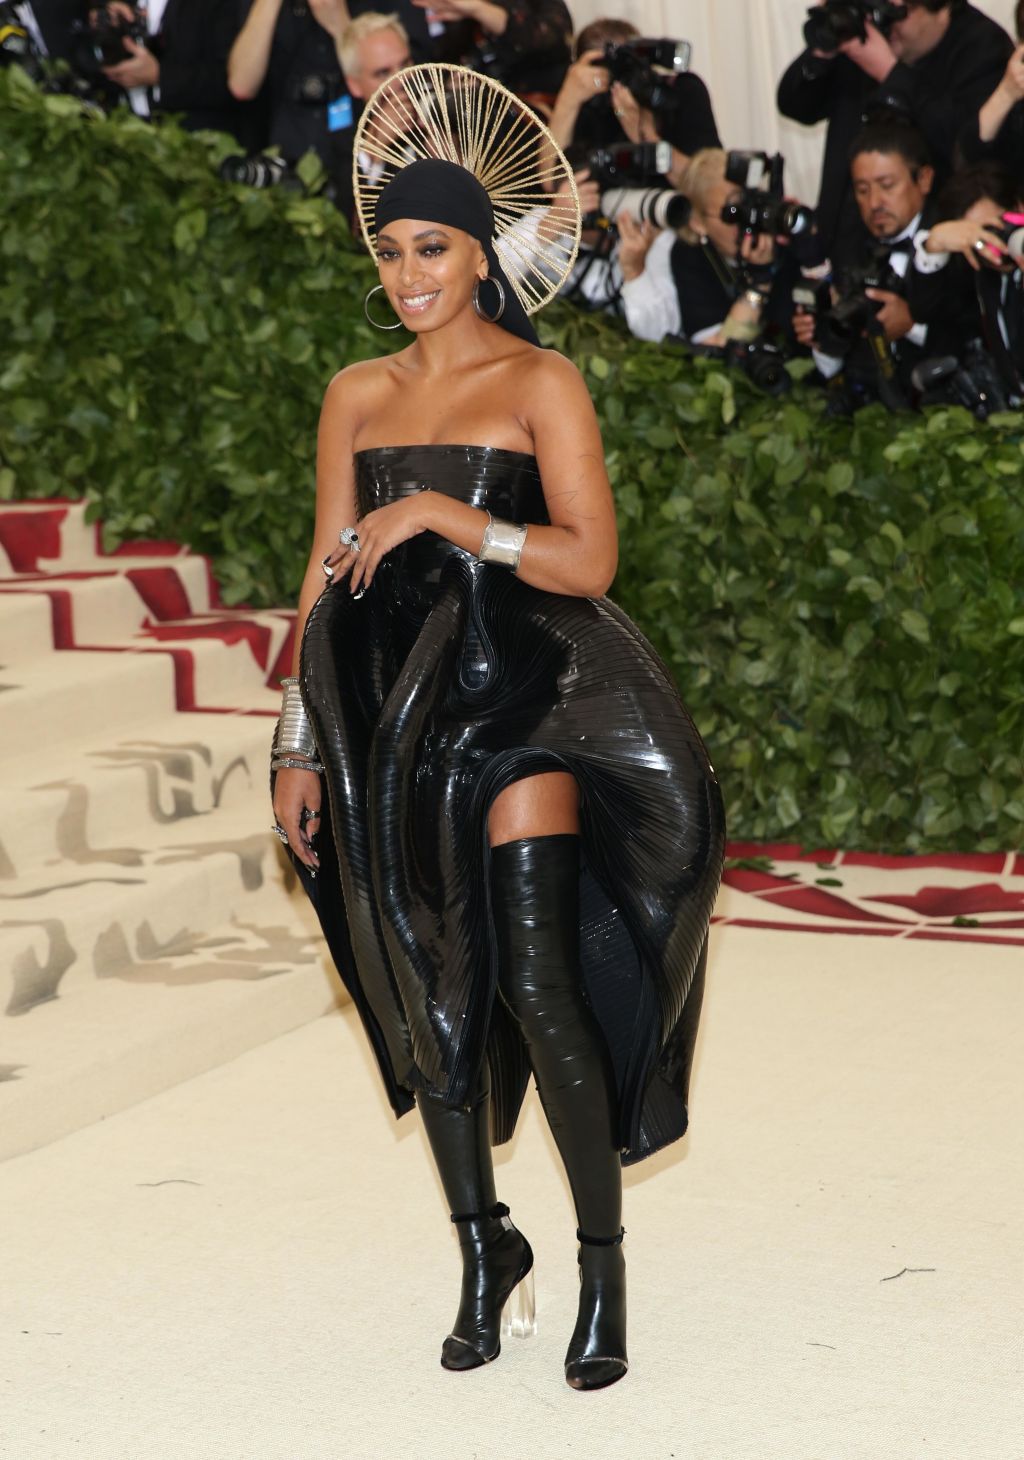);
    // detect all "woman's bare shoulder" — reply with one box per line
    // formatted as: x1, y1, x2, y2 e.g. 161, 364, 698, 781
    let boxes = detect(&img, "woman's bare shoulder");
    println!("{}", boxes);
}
520, 346, 588, 398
